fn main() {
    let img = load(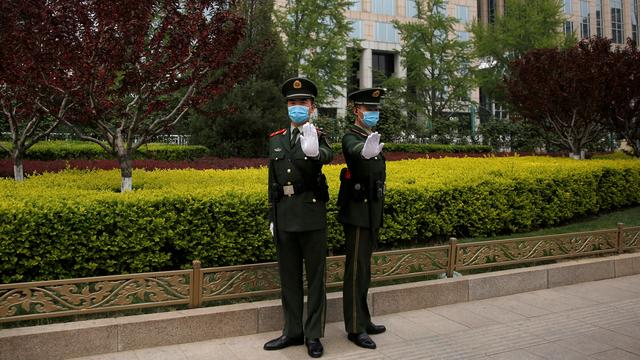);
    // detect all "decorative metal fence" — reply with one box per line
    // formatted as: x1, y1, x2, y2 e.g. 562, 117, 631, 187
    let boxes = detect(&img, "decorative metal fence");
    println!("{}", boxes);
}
1, 224, 638, 324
